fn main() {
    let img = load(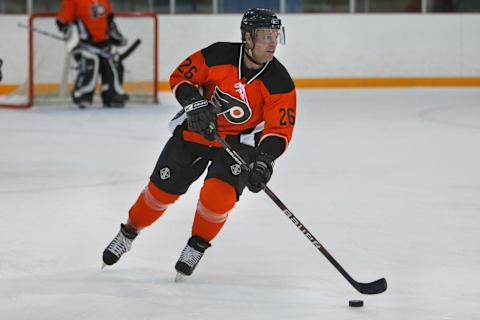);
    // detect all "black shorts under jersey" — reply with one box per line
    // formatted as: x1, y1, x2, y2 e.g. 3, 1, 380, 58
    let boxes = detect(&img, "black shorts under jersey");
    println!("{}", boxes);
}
149, 129, 256, 199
